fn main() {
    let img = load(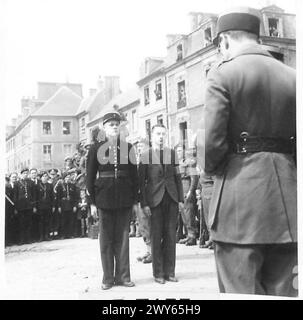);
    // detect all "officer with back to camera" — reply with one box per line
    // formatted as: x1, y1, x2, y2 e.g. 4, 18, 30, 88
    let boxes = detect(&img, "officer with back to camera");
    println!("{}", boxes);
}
203, 7, 297, 296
